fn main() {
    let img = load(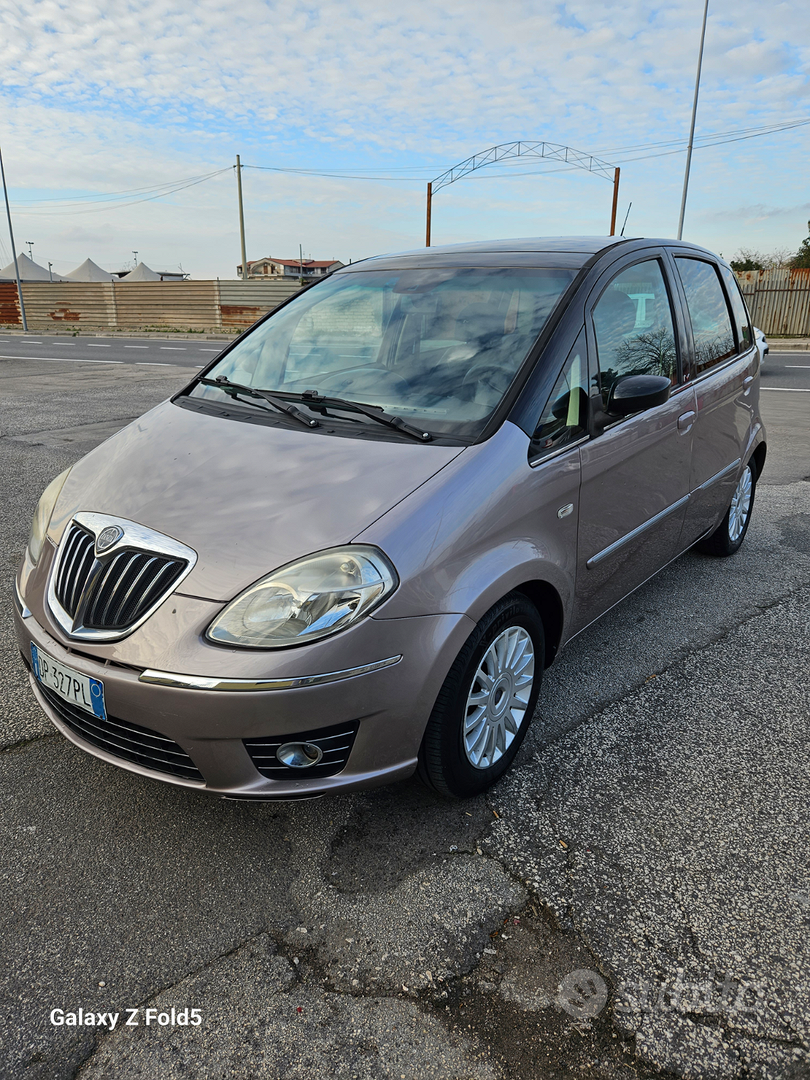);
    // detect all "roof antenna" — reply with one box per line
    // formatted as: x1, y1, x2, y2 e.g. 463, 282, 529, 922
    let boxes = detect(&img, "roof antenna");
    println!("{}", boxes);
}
620, 202, 632, 237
